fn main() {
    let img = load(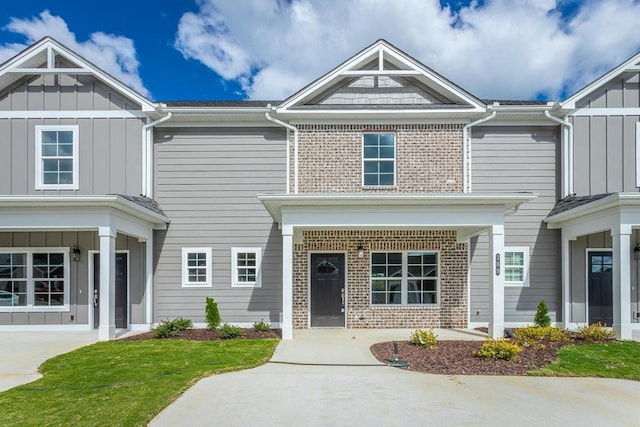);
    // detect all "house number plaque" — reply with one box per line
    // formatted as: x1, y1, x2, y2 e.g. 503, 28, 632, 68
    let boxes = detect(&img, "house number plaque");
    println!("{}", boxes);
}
495, 253, 501, 276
